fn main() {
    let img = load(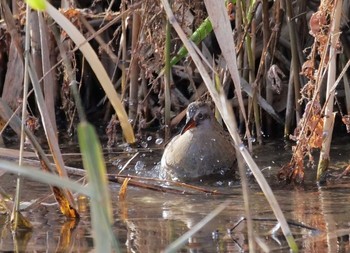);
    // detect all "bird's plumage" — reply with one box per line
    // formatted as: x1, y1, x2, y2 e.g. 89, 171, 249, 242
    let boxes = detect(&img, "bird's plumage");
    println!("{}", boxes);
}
160, 102, 236, 181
